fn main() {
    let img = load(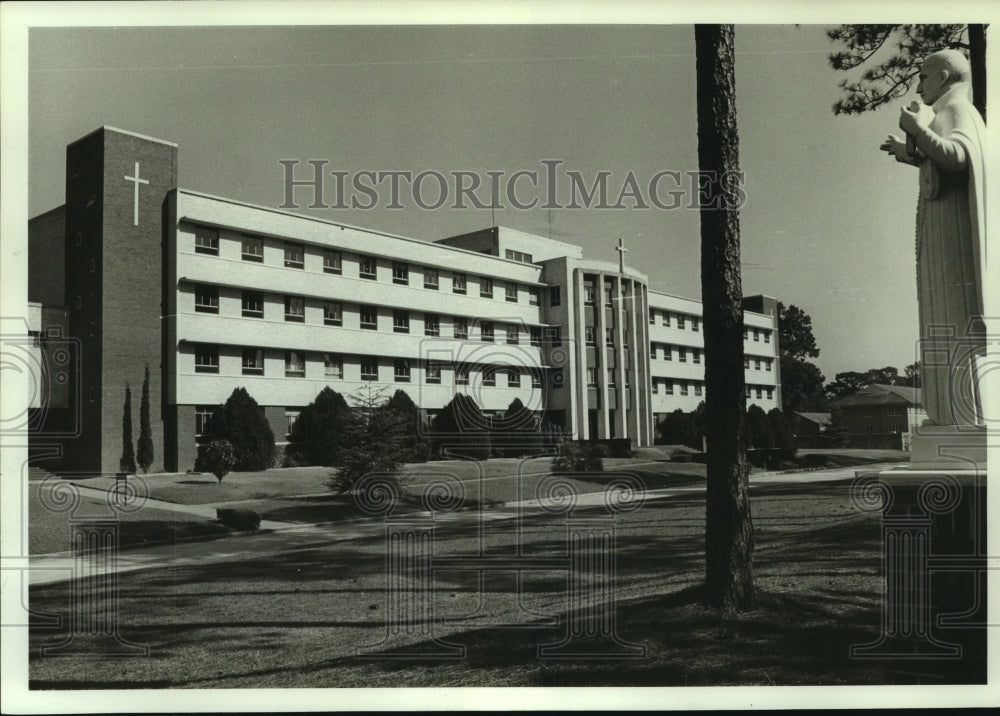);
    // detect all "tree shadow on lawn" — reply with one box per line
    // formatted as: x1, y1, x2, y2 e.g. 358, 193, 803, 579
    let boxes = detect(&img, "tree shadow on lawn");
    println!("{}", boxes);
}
115, 519, 235, 550
570, 467, 705, 491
